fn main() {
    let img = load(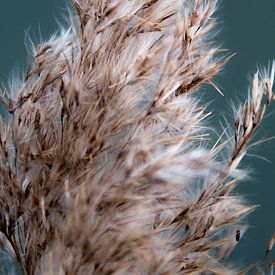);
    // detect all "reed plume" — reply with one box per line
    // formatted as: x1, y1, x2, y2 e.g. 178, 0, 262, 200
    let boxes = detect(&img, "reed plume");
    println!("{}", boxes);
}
0, 0, 274, 274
